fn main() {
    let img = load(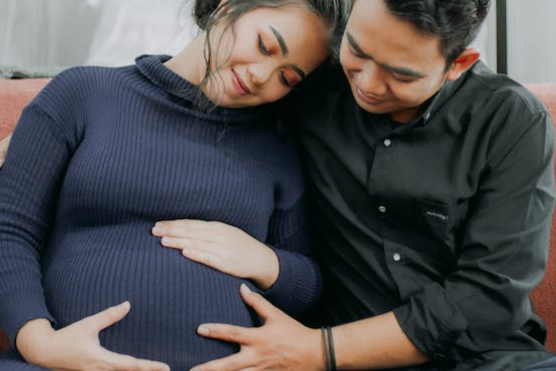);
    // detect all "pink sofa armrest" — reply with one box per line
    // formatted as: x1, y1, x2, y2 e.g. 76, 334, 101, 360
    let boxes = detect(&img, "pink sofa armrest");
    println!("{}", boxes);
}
0, 79, 51, 139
